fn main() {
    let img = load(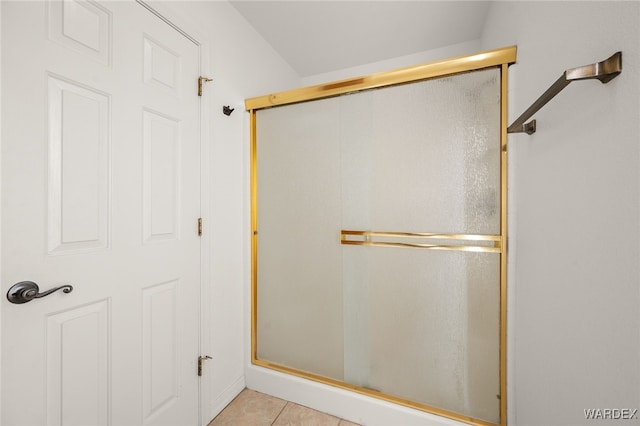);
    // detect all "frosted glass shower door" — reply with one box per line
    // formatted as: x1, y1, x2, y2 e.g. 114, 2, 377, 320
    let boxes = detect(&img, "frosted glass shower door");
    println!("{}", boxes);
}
252, 58, 508, 426
256, 98, 345, 380
341, 69, 502, 424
